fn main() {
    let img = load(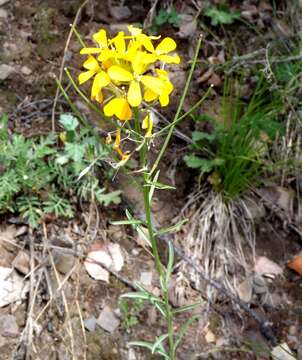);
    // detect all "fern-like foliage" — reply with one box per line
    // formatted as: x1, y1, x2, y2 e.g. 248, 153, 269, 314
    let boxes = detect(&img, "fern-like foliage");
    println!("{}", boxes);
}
0, 113, 121, 228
